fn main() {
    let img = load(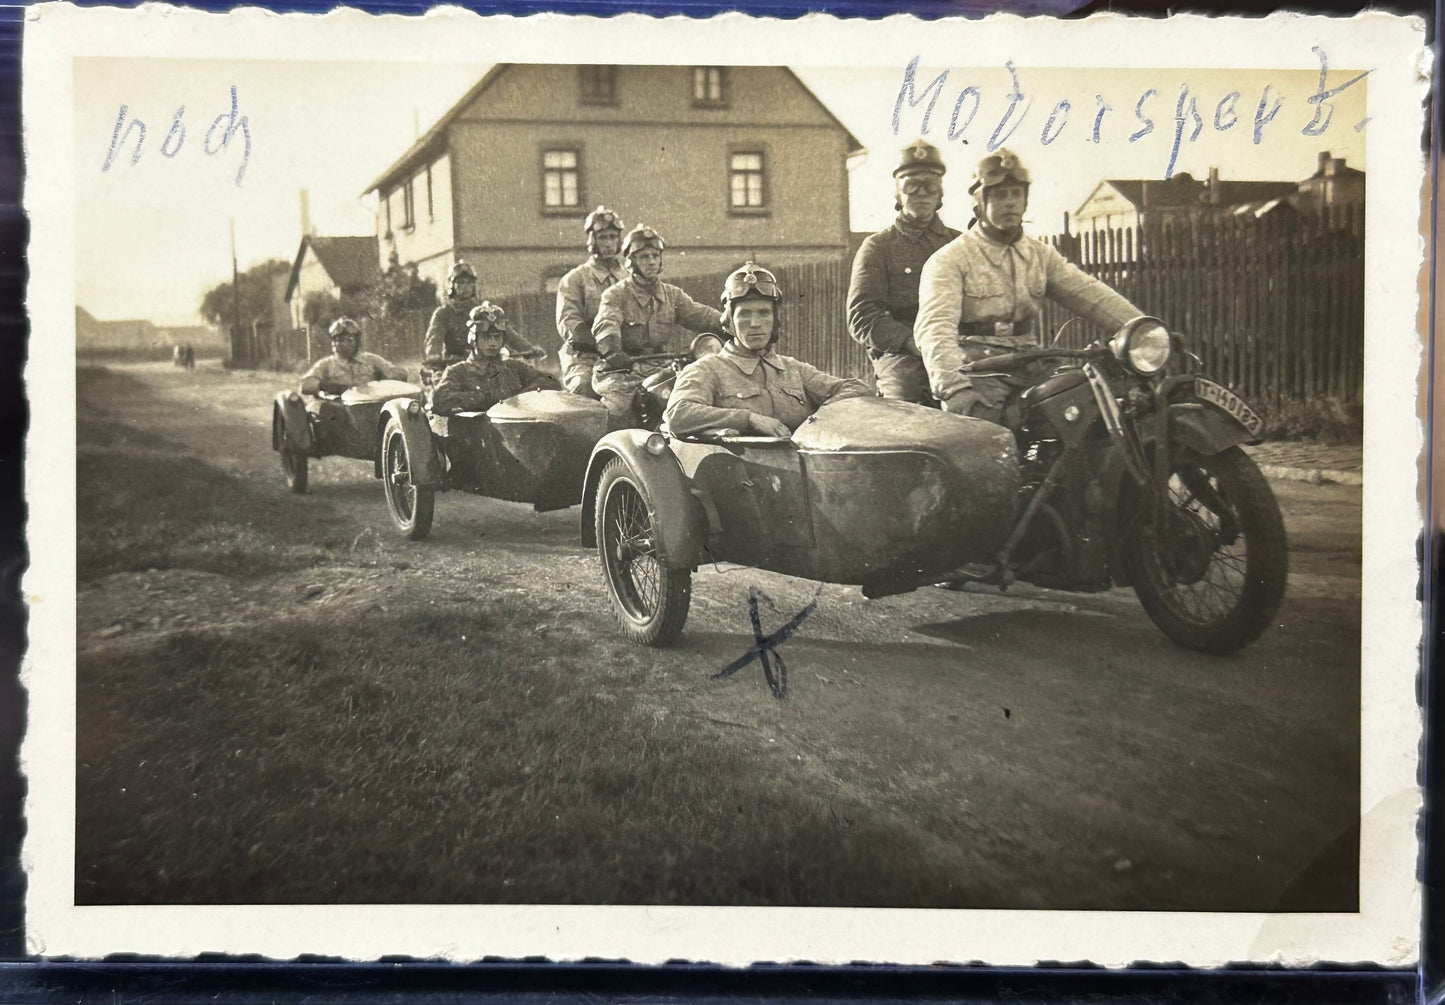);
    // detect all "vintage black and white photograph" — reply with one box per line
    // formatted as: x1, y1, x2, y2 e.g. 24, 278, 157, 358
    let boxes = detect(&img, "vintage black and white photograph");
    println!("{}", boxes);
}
22, 6, 1425, 966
